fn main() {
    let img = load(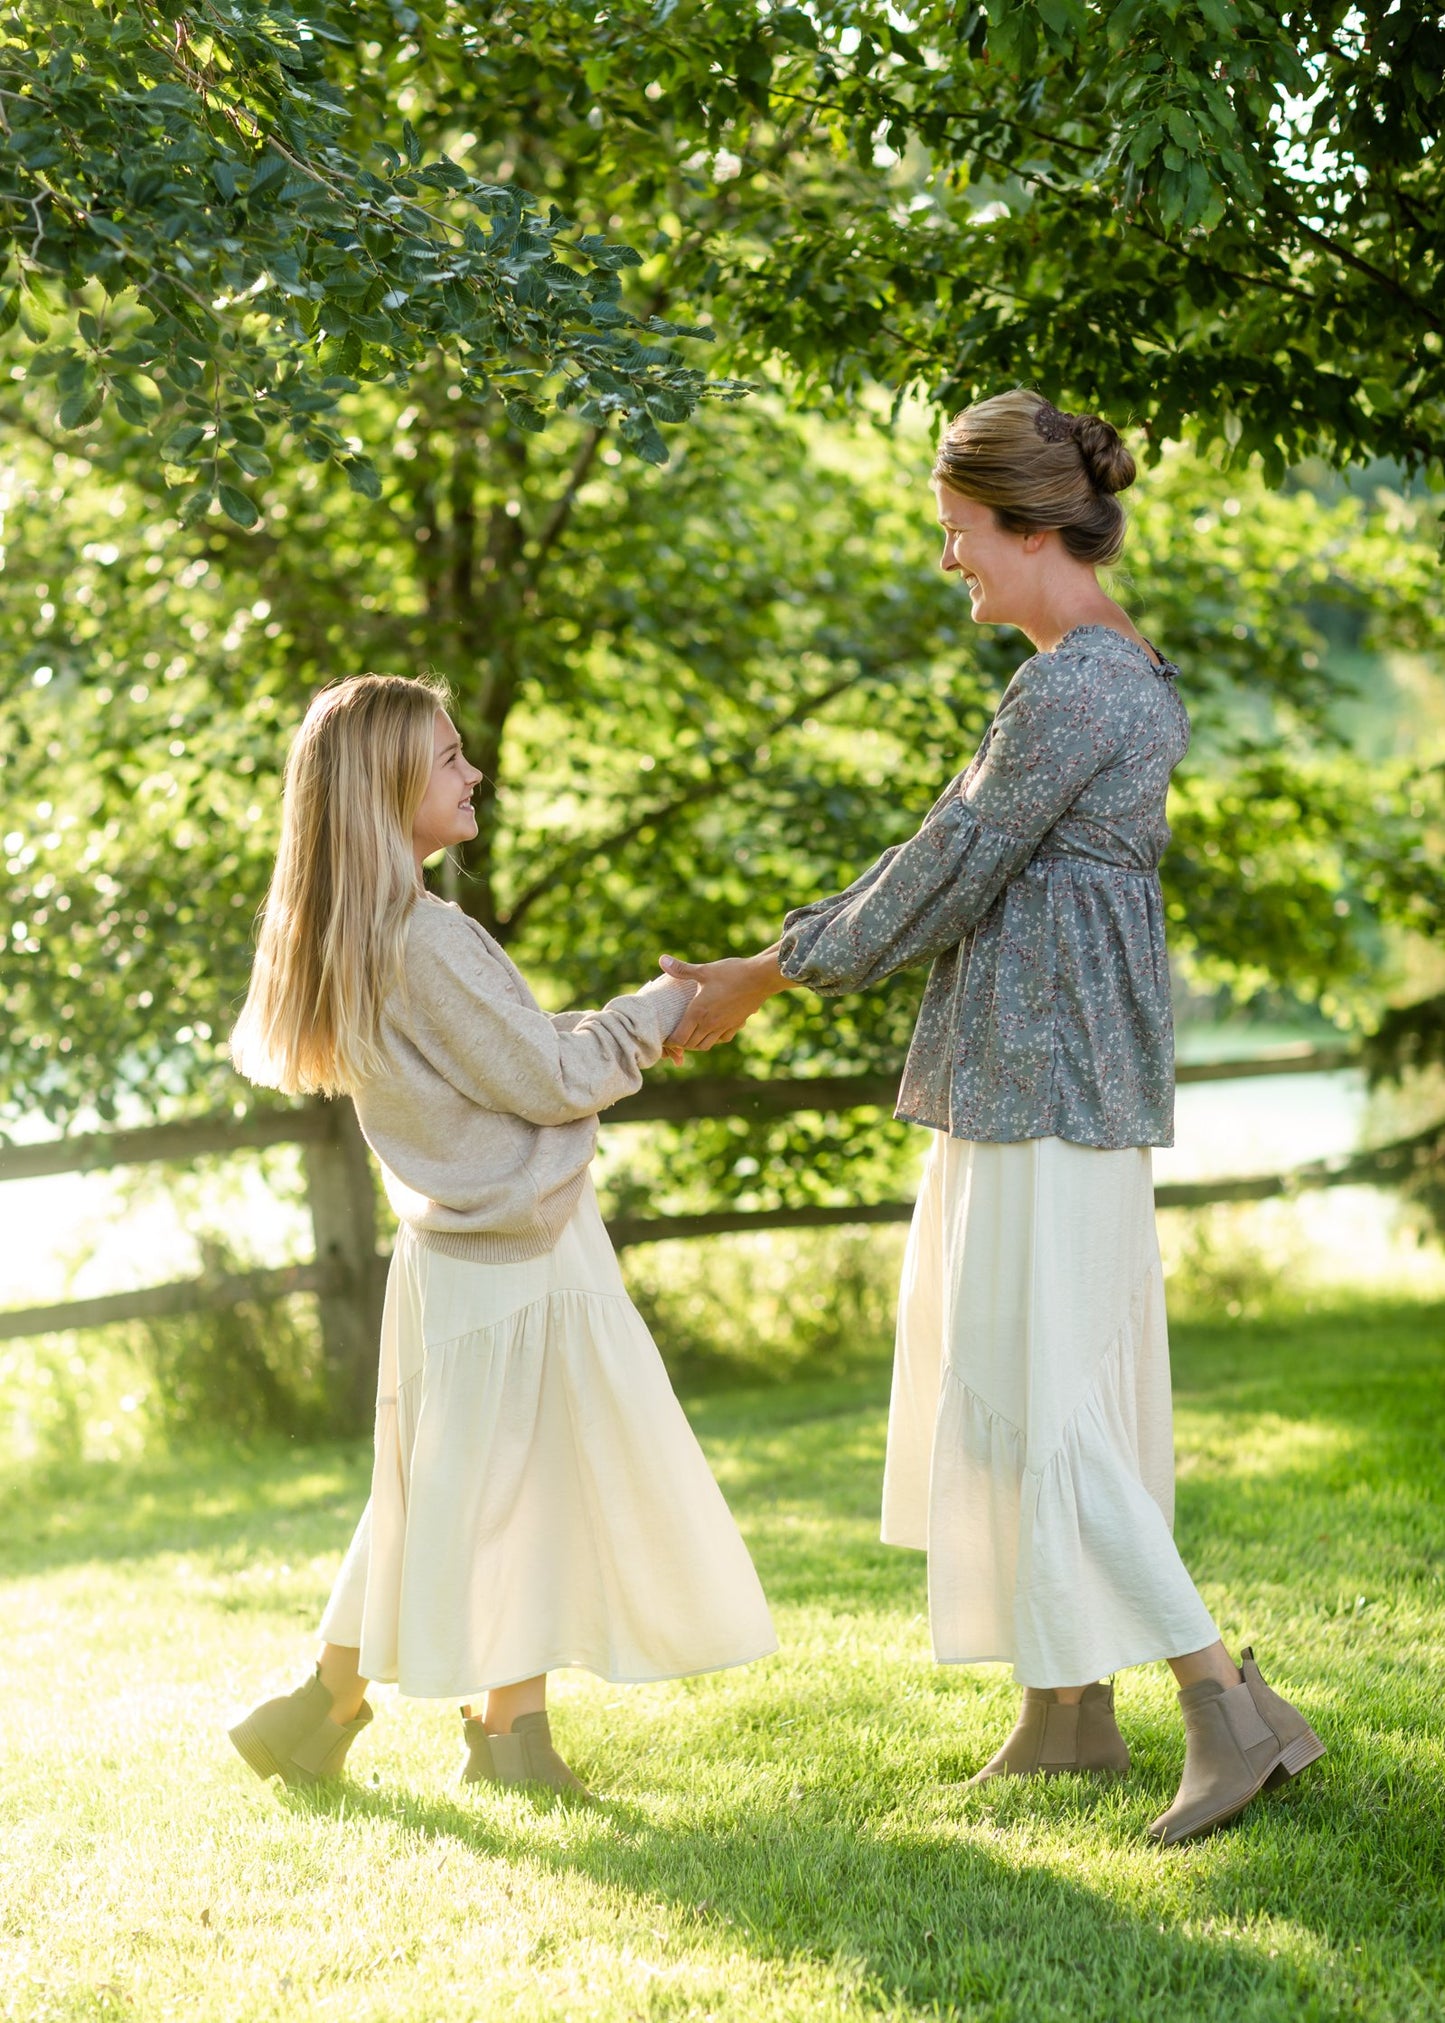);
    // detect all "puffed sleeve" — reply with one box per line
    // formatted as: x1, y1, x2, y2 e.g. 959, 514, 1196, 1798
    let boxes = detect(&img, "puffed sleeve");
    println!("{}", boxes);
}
778, 649, 1125, 993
